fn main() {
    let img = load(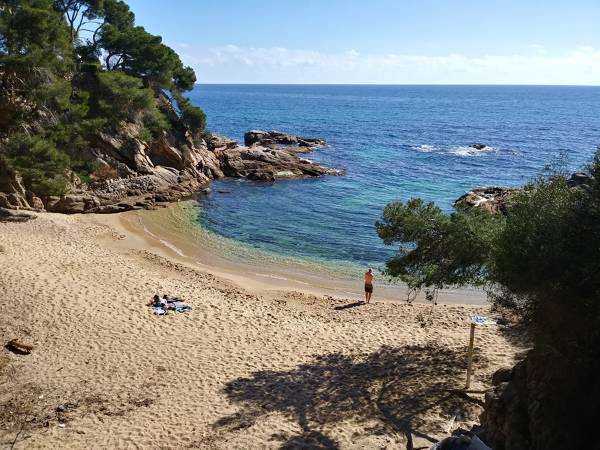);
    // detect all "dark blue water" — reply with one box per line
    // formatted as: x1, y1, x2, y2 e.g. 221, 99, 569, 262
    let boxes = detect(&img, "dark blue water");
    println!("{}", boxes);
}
188, 85, 600, 268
